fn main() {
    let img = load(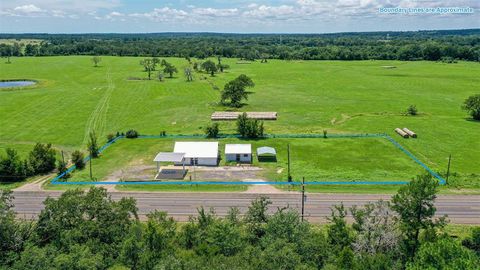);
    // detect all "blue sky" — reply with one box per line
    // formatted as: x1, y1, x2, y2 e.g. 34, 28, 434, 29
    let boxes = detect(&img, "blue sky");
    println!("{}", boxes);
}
0, 0, 478, 33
